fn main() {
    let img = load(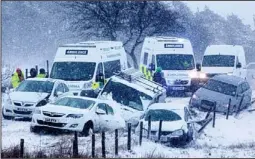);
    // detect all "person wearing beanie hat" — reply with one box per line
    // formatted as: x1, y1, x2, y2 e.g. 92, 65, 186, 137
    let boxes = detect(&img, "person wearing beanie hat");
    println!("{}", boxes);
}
11, 68, 25, 88
153, 67, 167, 87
